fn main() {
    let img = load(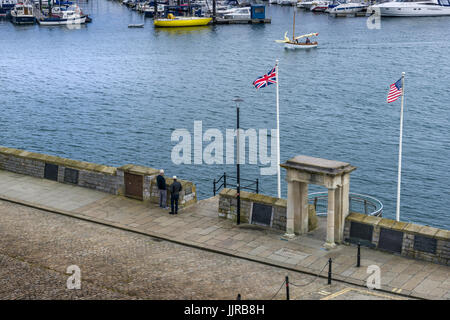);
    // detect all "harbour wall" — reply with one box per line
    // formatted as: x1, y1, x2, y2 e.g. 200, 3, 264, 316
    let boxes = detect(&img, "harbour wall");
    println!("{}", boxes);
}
0, 146, 197, 208
218, 188, 449, 266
